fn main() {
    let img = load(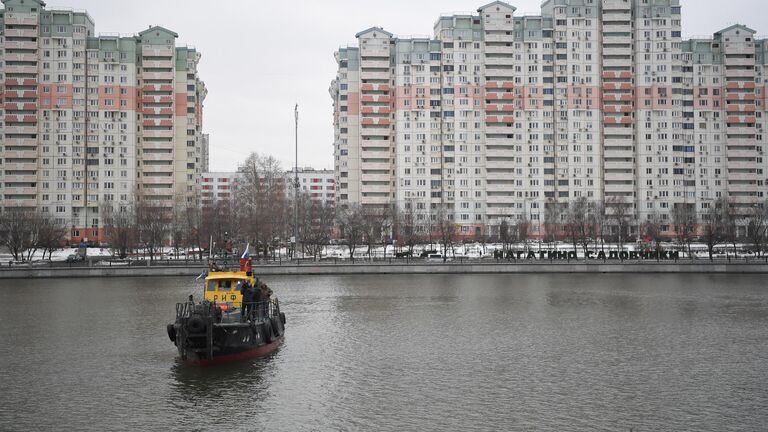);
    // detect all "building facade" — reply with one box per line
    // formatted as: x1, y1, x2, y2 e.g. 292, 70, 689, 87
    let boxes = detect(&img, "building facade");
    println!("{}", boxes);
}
0, 0, 207, 243
331, 0, 768, 238
202, 168, 335, 208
